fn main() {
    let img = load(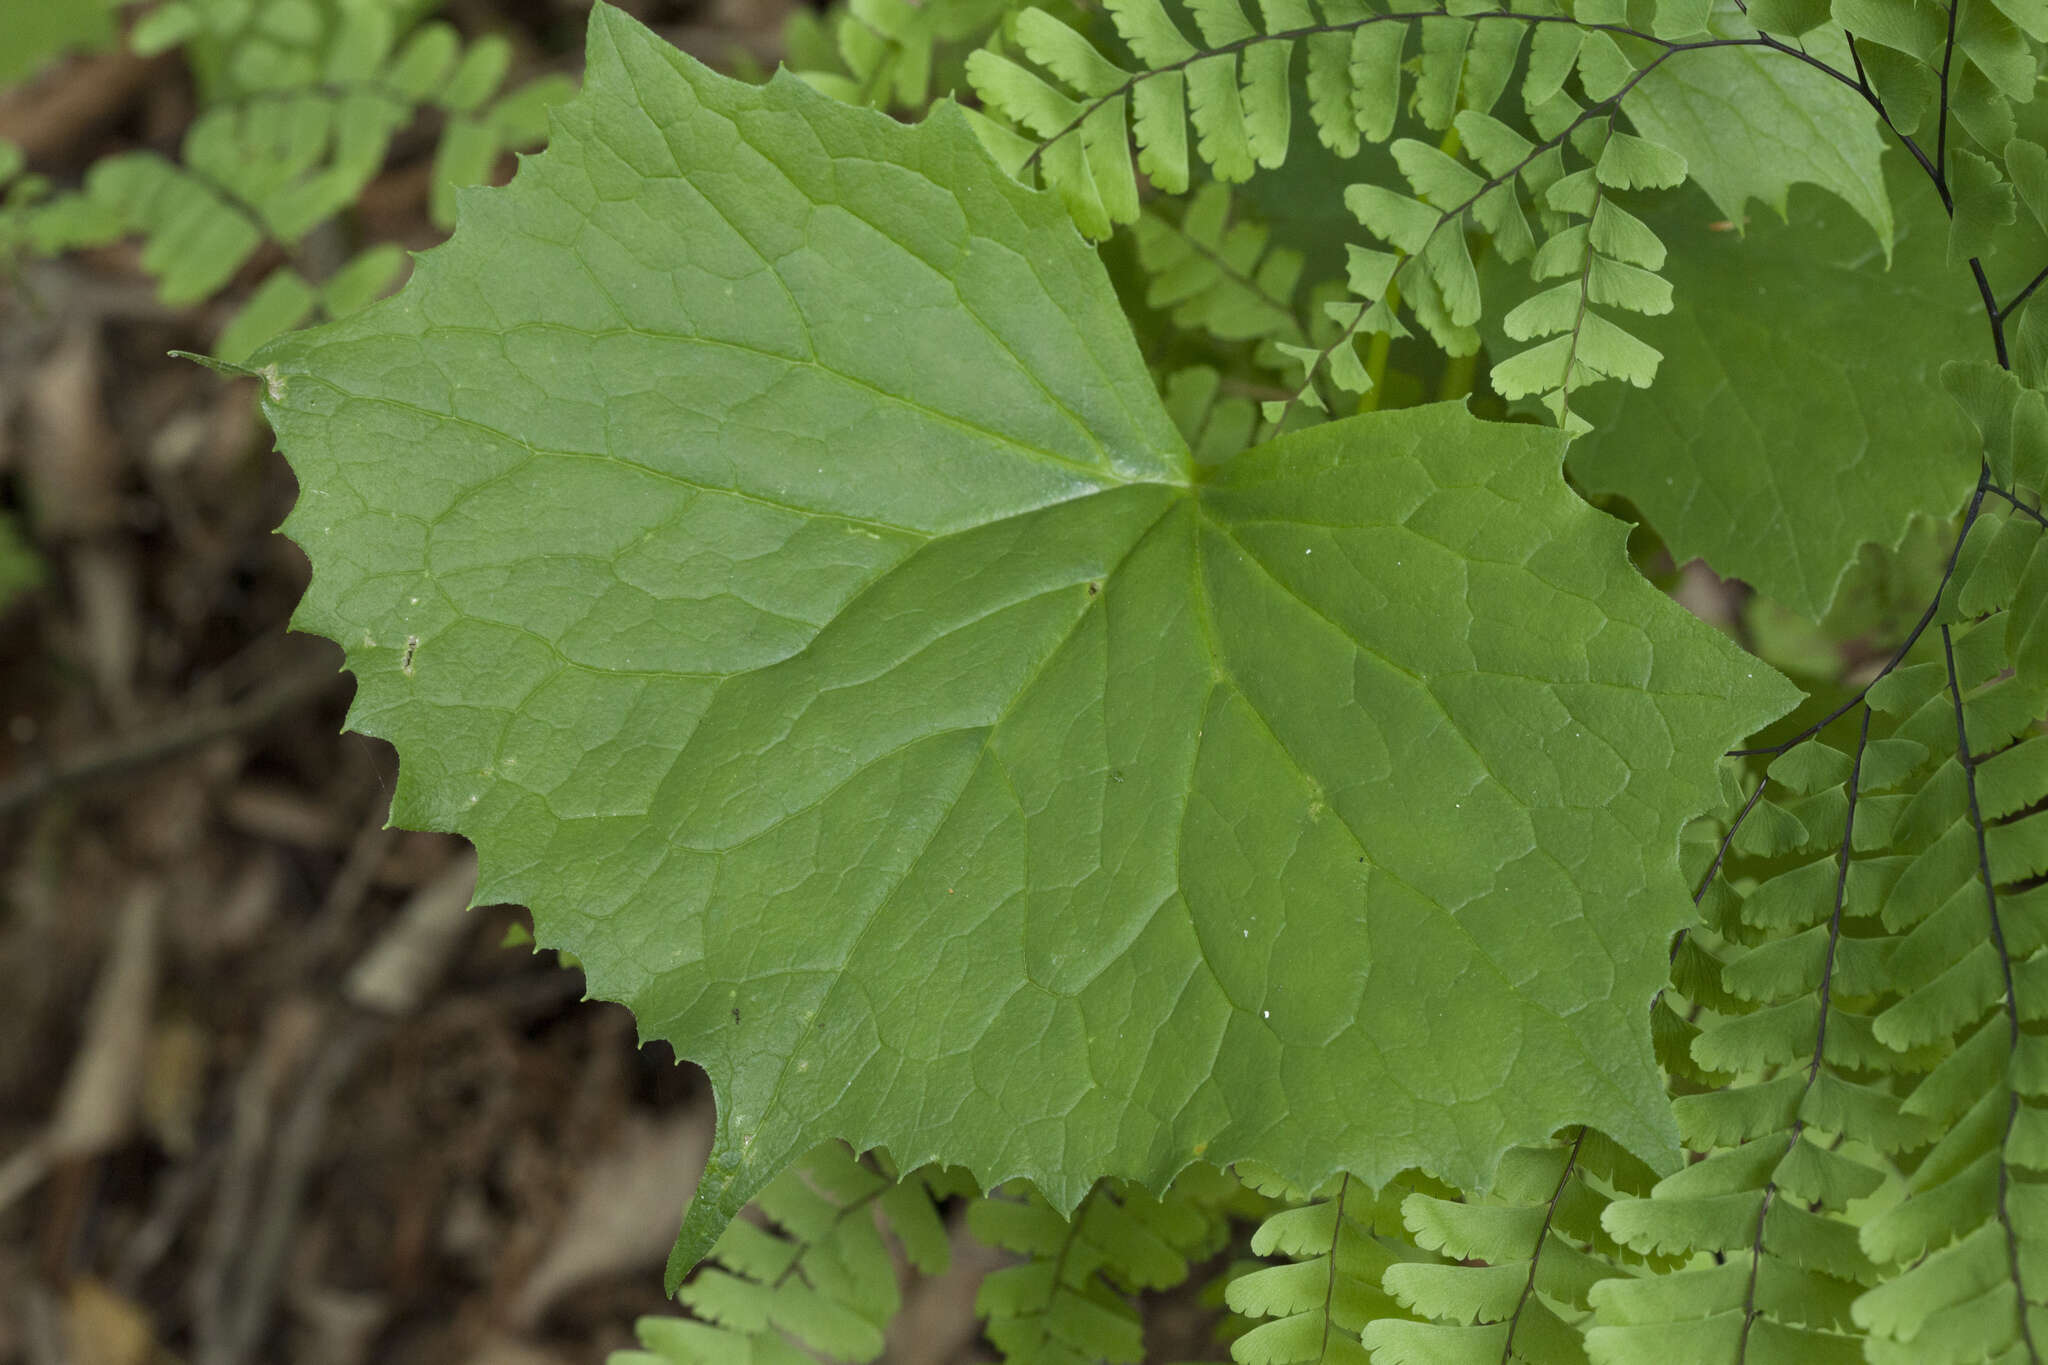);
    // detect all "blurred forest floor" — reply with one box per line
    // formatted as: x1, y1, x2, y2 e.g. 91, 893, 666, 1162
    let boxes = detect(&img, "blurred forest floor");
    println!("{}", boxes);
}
0, 3, 834, 1363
